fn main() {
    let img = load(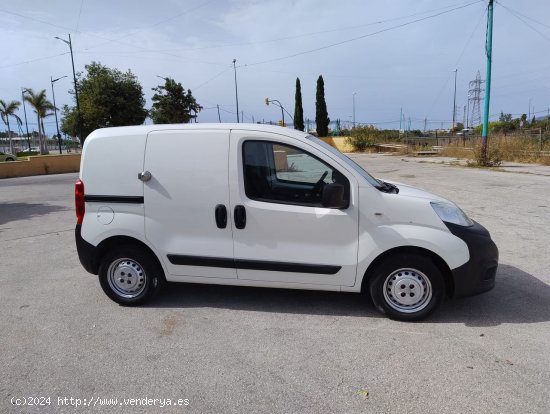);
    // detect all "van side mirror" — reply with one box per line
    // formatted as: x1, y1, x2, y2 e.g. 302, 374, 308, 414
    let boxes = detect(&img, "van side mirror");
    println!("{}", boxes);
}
322, 183, 347, 209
